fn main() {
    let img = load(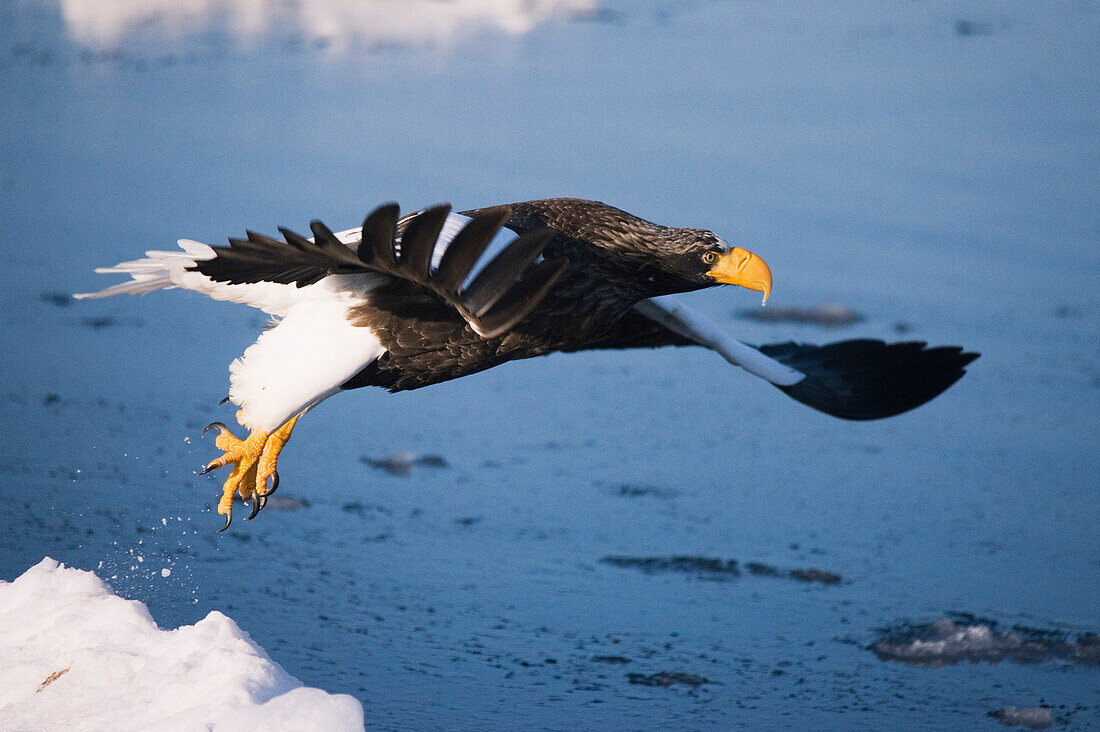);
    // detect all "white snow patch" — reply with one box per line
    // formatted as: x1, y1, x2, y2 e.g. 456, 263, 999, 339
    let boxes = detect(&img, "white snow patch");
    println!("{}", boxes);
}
0, 558, 363, 731
59, 0, 596, 52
